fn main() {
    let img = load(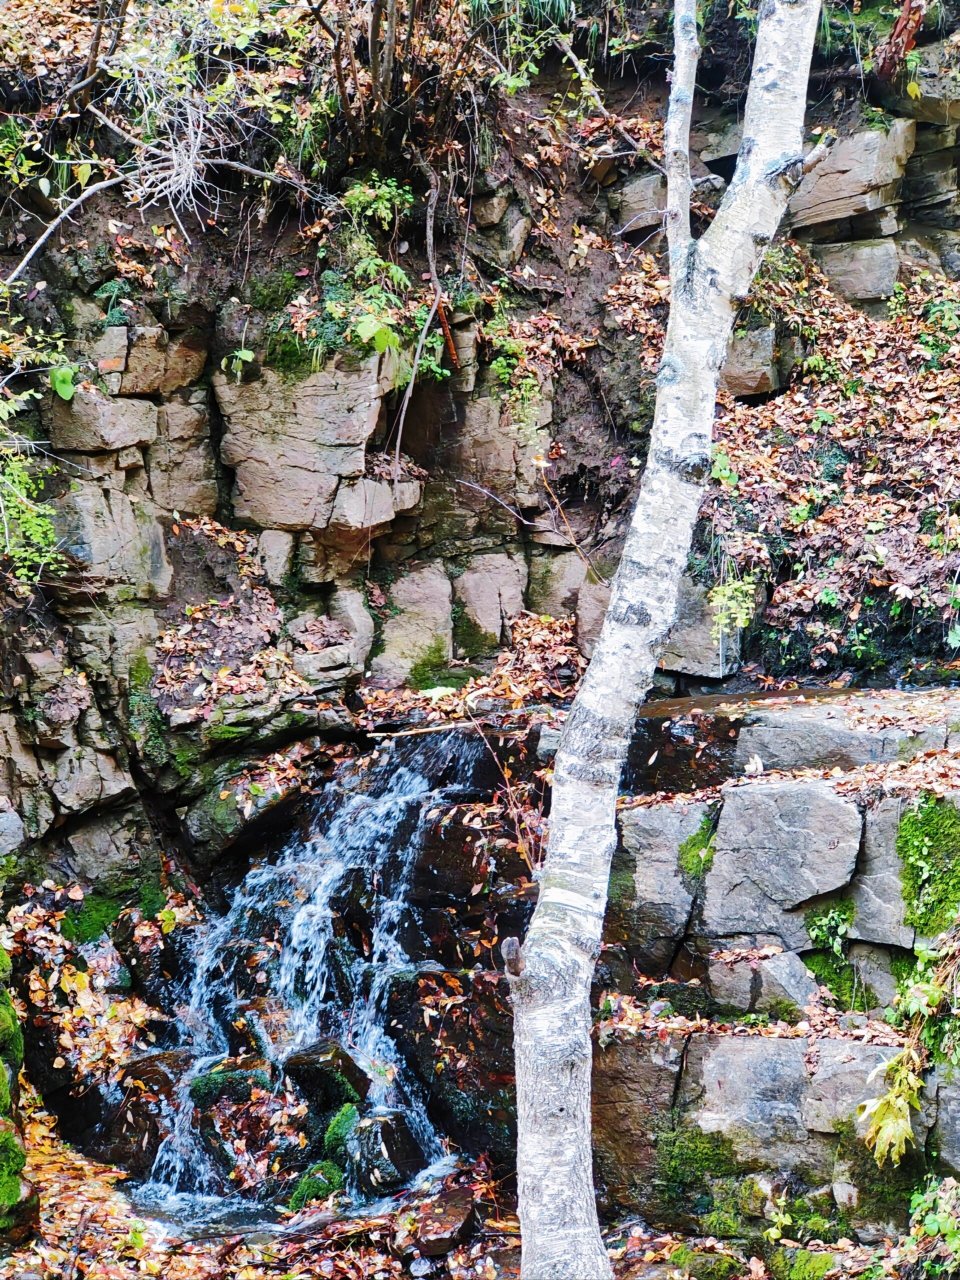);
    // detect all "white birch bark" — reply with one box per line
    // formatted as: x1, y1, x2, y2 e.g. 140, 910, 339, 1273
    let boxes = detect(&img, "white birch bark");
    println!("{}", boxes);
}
507, 4, 827, 1277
